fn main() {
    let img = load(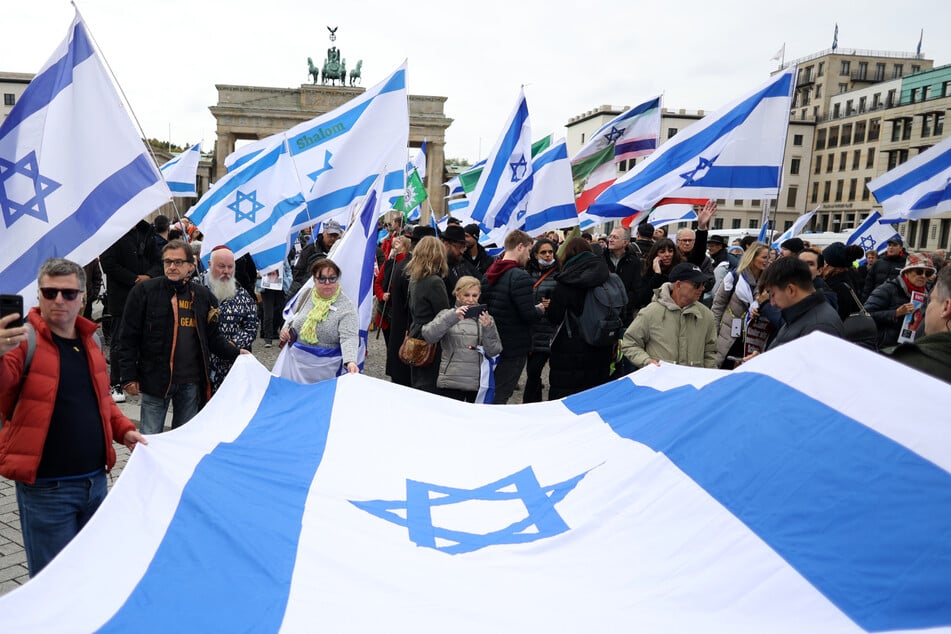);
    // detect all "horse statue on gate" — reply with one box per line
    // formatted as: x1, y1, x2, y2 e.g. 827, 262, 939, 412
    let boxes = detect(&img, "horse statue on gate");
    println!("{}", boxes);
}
307, 57, 320, 85
349, 60, 363, 86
